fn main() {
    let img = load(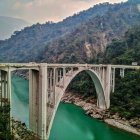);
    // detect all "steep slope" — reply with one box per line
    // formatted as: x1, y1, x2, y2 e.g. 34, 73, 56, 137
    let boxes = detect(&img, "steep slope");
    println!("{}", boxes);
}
0, 16, 29, 40
41, 1, 140, 63
0, 1, 140, 63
